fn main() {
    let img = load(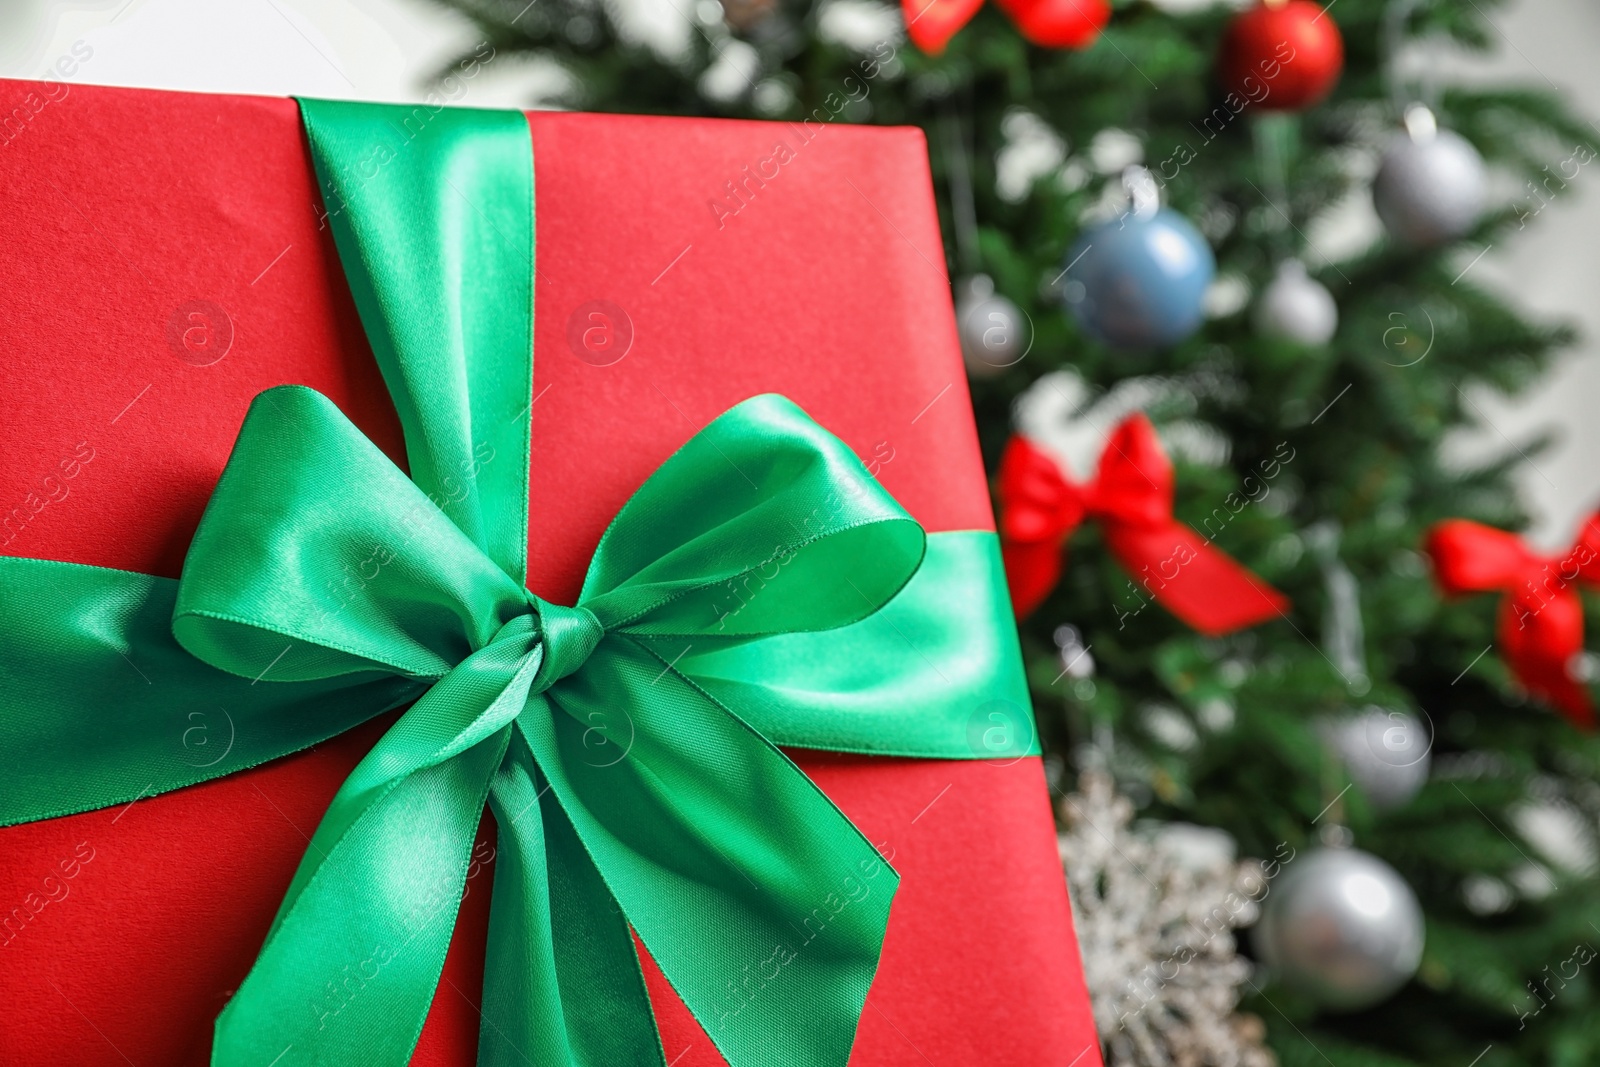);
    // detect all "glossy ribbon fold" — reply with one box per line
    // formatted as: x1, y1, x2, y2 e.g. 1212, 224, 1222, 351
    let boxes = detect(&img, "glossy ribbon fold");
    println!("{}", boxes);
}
1426, 515, 1600, 728
0, 97, 1037, 1067
996, 418, 1288, 631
